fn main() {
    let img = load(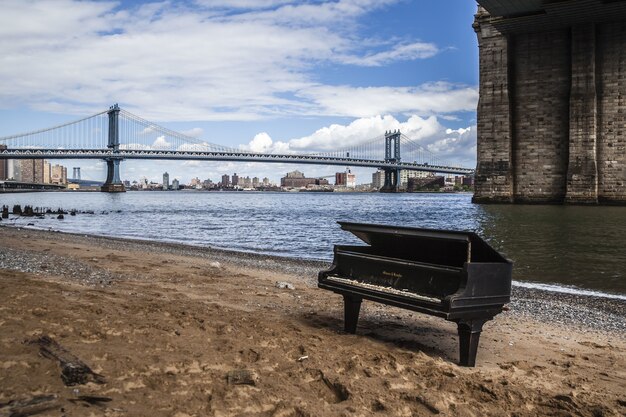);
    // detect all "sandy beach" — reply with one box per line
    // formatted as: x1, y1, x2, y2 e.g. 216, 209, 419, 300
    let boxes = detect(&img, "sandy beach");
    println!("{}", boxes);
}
0, 226, 624, 416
